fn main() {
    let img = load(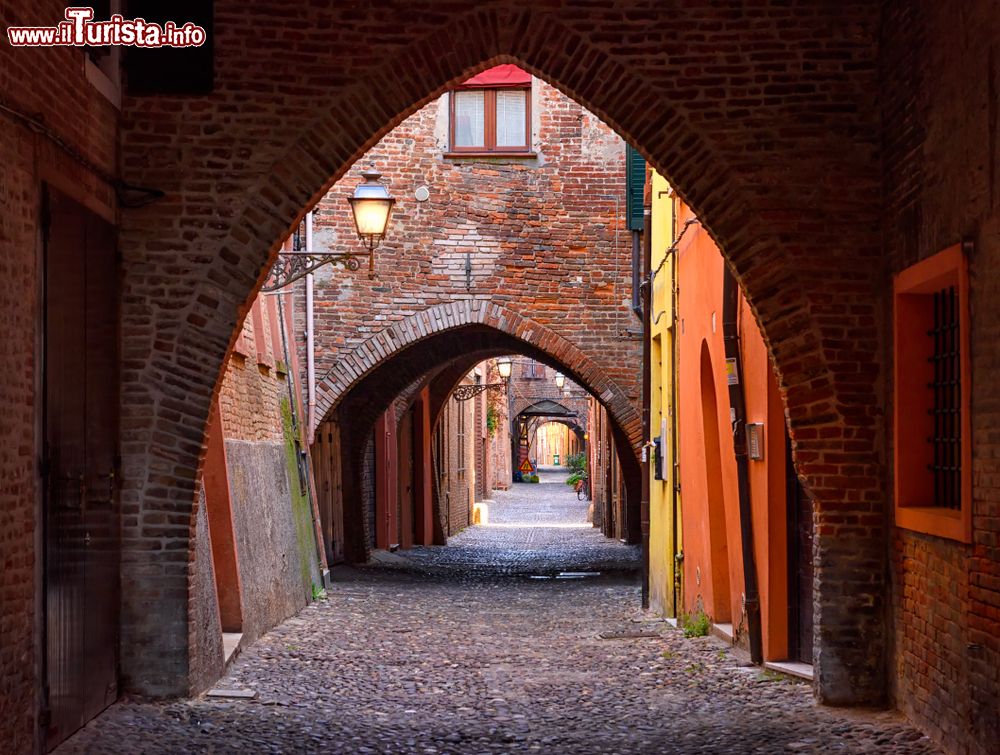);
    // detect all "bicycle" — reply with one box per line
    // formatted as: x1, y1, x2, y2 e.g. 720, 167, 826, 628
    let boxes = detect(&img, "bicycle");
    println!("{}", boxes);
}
574, 476, 589, 500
